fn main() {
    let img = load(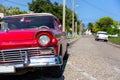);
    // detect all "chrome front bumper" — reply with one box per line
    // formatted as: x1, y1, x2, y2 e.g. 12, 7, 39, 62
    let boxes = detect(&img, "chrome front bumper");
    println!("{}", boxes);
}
0, 56, 63, 73
15, 56, 63, 68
